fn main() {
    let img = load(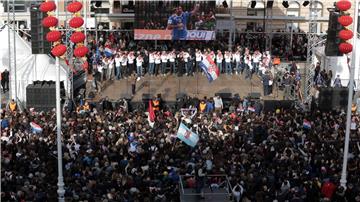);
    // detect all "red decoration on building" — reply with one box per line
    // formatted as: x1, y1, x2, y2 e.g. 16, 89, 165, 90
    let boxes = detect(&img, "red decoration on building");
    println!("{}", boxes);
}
46, 31, 61, 42
70, 32, 86, 43
67, 1, 83, 13
336, 0, 352, 11
51, 44, 67, 57
339, 29, 354, 41
39, 1, 56, 12
338, 15, 353, 27
69, 17, 84, 28
74, 46, 89, 58
339, 42, 353, 54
